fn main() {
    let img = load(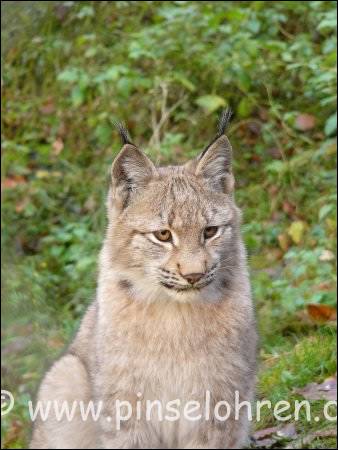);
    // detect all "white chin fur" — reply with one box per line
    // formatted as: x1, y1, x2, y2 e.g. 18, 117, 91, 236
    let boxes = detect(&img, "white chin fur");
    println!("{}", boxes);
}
130, 276, 223, 304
